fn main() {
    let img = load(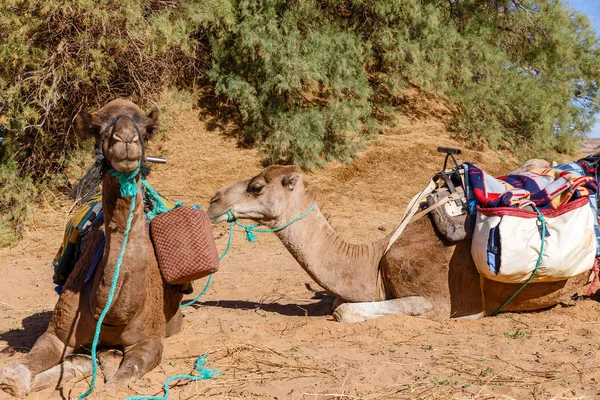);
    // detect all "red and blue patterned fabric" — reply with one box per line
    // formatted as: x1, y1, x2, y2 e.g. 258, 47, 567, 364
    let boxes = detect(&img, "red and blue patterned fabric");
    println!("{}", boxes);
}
464, 162, 597, 210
